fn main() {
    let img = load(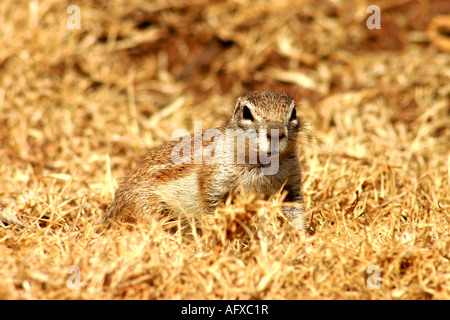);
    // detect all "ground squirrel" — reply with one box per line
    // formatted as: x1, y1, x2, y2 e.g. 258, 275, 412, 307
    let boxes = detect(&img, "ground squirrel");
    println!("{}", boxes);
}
100, 90, 305, 230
